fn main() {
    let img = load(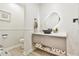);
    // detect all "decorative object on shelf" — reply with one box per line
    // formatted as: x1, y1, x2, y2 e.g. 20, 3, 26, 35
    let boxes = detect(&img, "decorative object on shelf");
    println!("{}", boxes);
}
0, 10, 11, 22
34, 18, 38, 32
52, 27, 58, 33
43, 28, 52, 34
